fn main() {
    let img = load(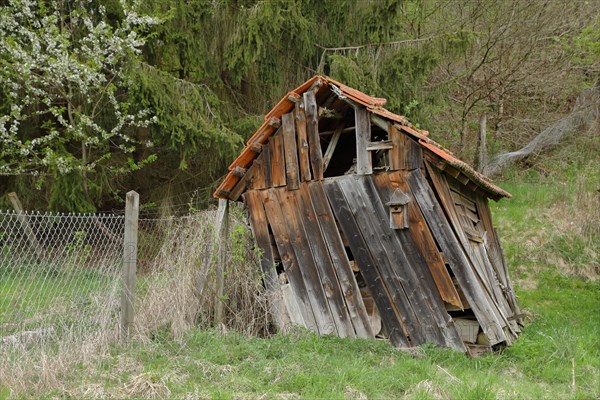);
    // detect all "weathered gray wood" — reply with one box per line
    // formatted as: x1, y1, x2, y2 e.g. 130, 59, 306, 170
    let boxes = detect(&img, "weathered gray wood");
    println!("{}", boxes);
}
295, 102, 312, 182
340, 176, 465, 350
263, 141, 272, 188
336, 177, 427, 345
8, 192, 44, 260
282, 112, 300, 190
354, 107, 372, 175
366, 141, 393, 151
274, 188, 337, 335
243, 191, 287, 330
213, 199, 229, 327
270, 134, 286, 187
121, 190, 139, 341
407, 169, 507, 345
323, 180, 409, 347
308, 182, 374, 339
323, 123, 344, 171
294, 185, 356, 338
304, 91, 324, 180
426, 165, 517, 342
261, 189, 318, 331
374, 173, 463, 309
